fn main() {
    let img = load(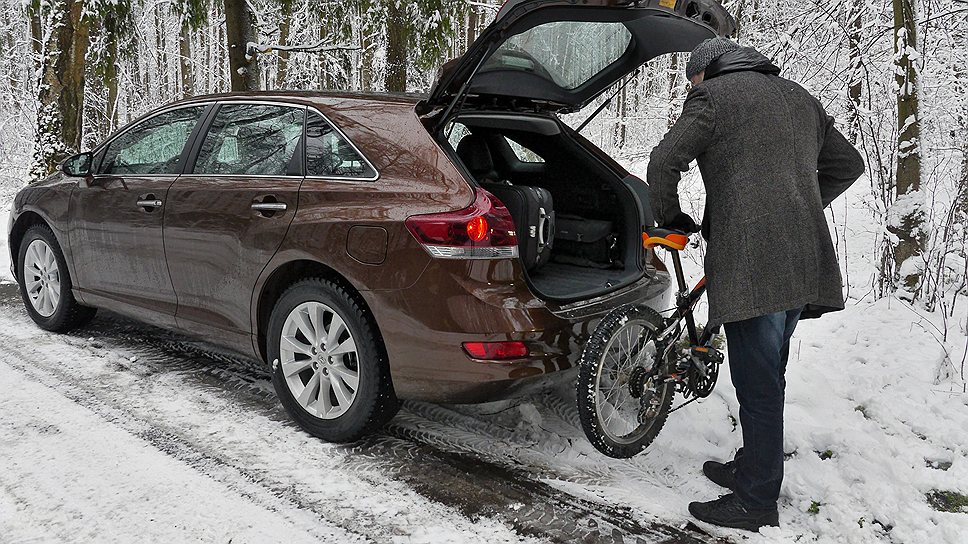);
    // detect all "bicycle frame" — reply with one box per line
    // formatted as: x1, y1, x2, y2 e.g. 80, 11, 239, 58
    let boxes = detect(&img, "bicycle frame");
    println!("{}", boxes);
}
653, 245, 718, 354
